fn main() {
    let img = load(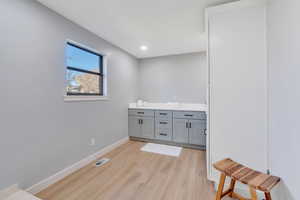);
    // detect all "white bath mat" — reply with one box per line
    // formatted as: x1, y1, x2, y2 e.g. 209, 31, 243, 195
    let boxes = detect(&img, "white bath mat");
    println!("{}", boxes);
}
141, 143, 182, 157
